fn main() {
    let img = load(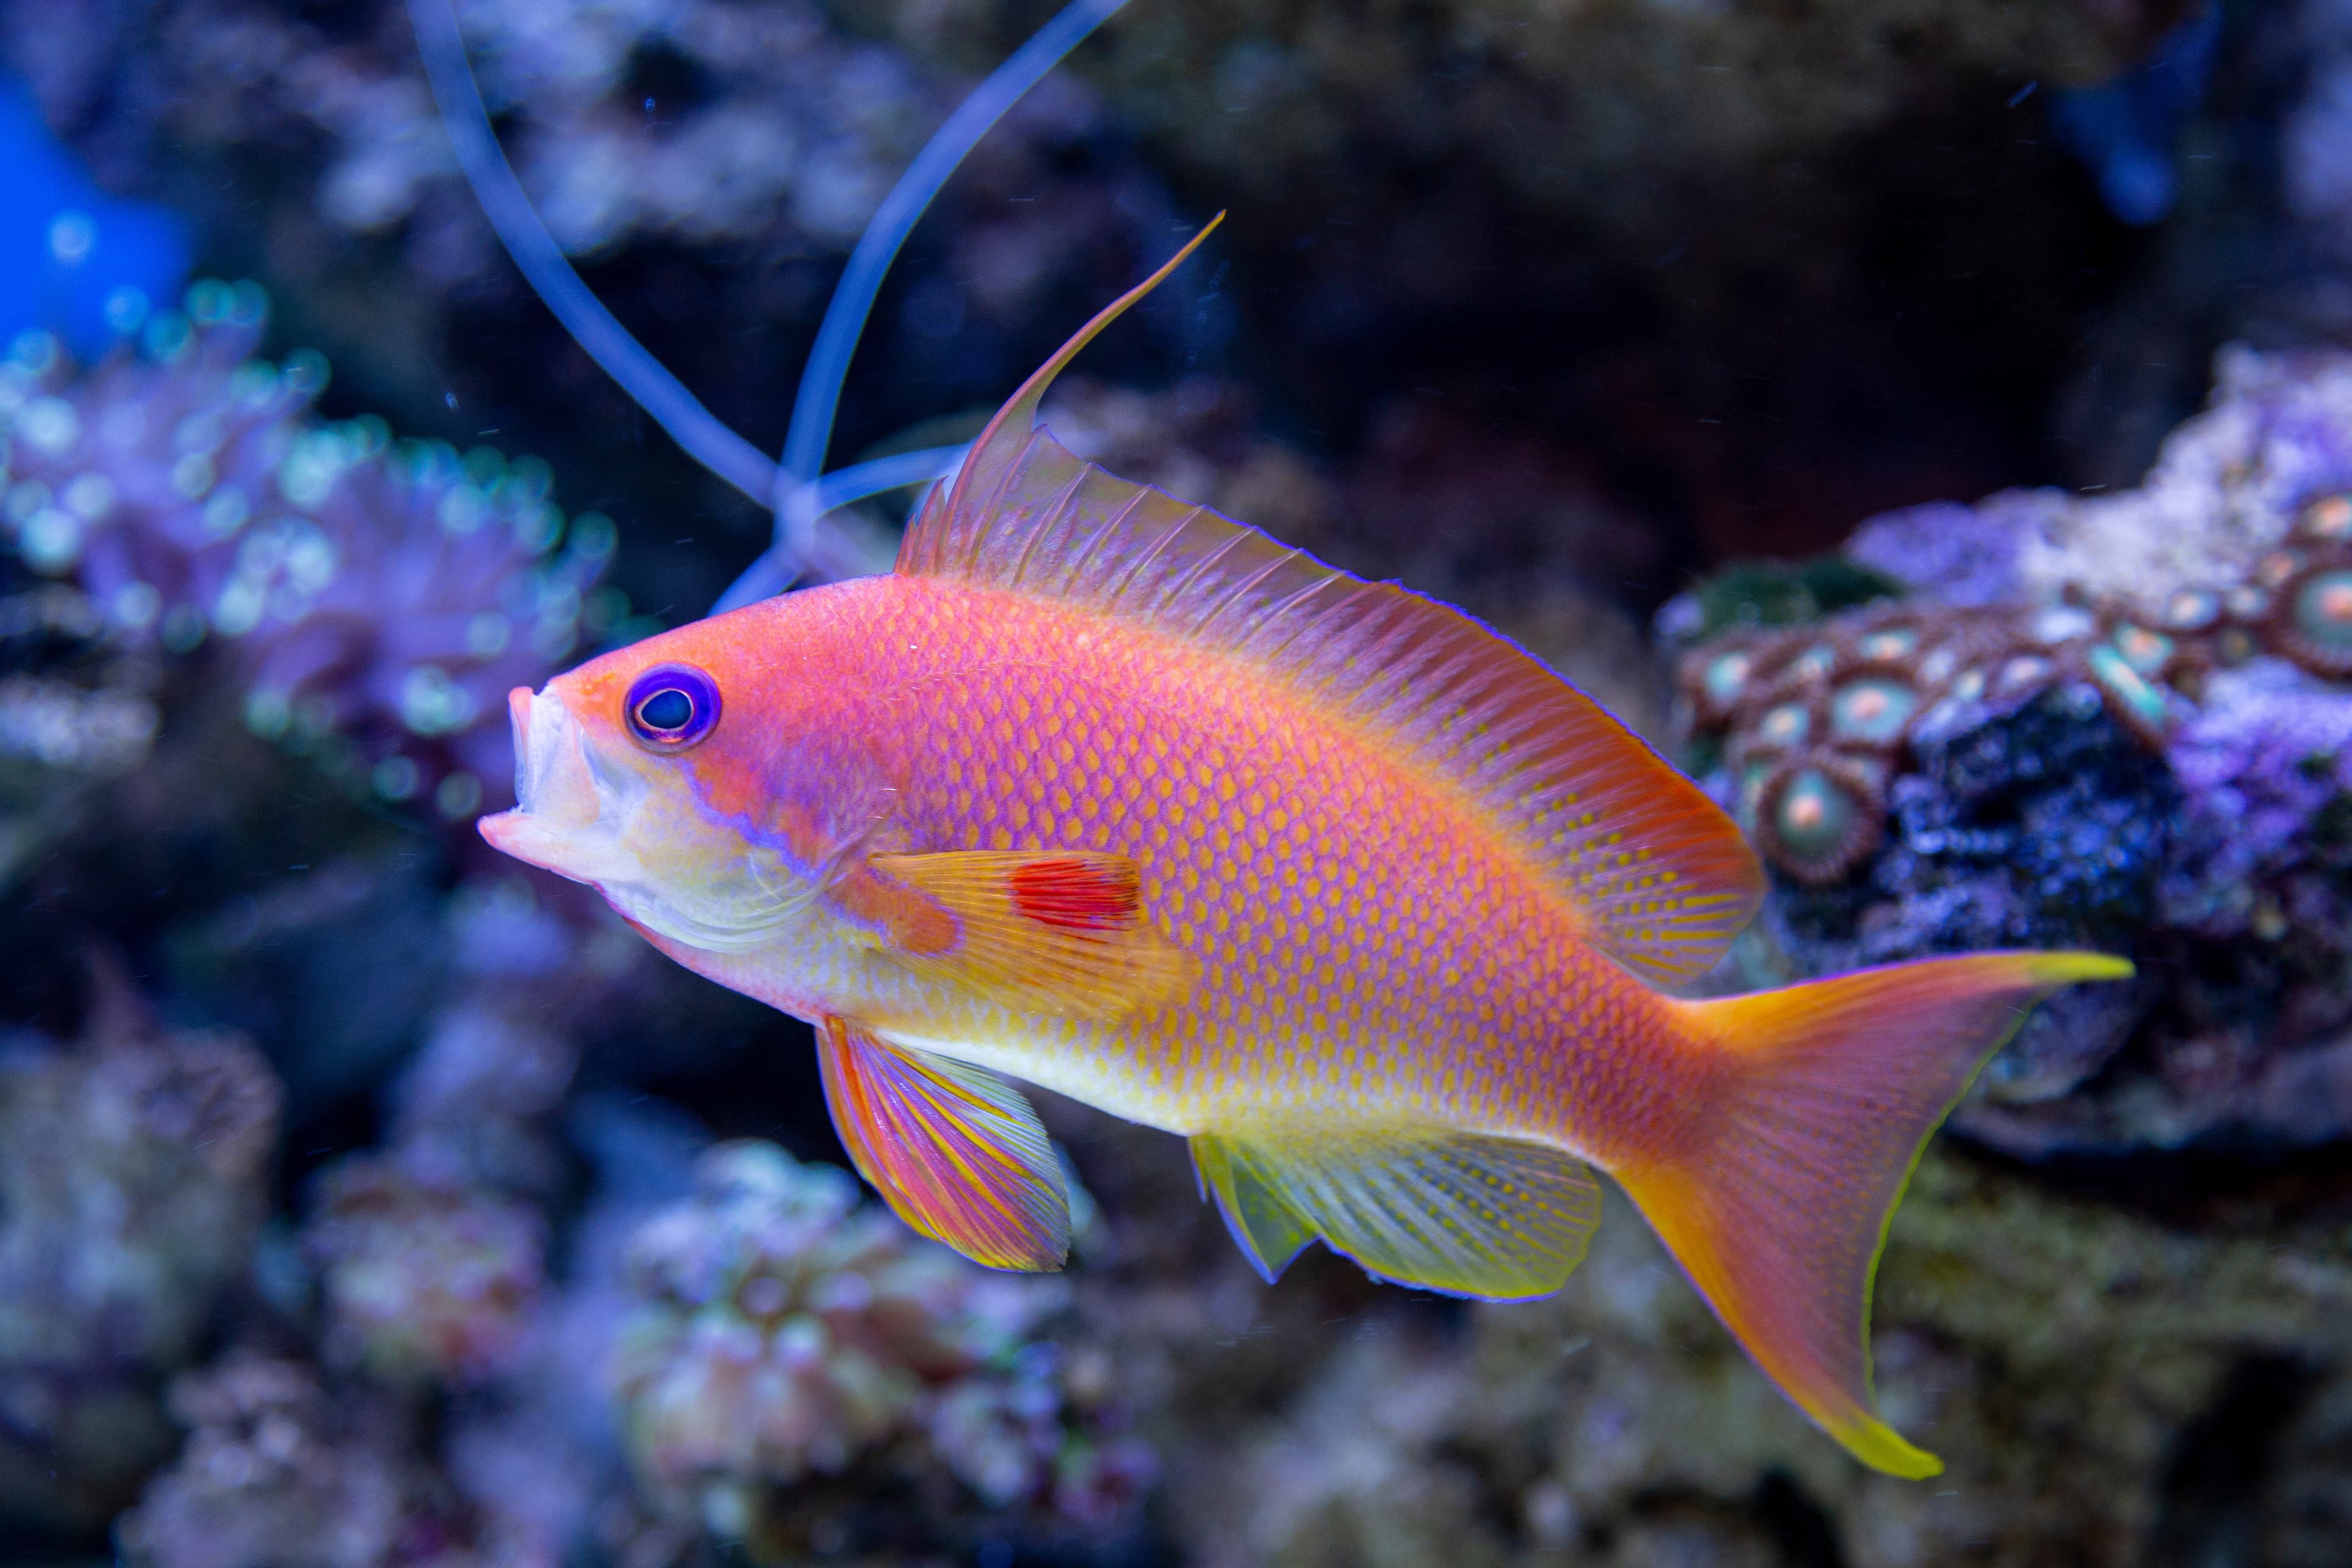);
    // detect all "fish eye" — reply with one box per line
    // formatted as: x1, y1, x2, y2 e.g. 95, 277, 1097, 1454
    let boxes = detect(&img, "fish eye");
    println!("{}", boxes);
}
624, 664, 721, 752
